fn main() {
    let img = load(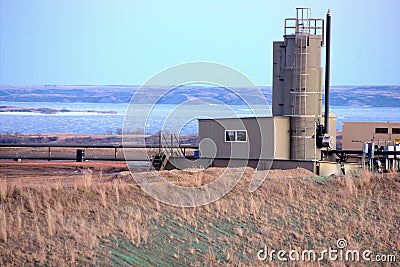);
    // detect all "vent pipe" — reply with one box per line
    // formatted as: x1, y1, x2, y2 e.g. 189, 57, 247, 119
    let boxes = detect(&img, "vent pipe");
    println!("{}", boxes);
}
324, 9, 331, 134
